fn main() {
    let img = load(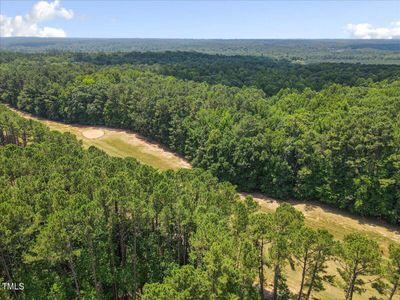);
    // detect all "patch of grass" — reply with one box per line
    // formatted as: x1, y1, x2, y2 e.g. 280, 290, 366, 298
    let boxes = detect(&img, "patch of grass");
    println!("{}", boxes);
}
283, 262, 381, 300
256, 199, 399, 300
255, 198, 399, 256
10, 107, 189, 171
88, 135, 184, 170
